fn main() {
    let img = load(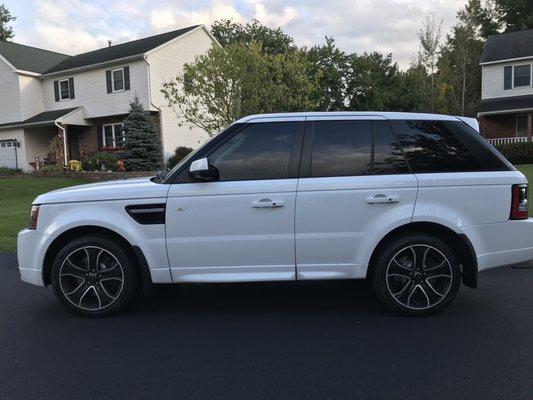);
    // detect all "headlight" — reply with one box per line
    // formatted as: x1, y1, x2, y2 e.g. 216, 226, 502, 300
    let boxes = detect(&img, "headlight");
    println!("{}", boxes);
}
28, 205, 40, 230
